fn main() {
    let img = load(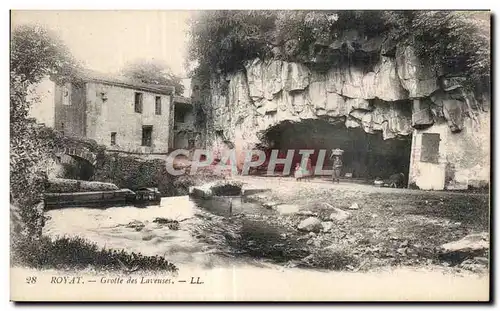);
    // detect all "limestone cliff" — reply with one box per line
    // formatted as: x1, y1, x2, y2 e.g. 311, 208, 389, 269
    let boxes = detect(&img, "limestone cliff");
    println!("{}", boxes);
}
196, 44, 488, 155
